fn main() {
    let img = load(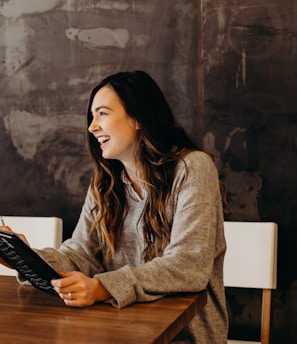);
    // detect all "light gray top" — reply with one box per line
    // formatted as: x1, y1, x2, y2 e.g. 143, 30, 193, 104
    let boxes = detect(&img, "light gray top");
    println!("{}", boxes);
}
30, 151, 228, 343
